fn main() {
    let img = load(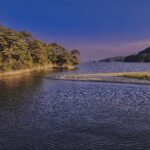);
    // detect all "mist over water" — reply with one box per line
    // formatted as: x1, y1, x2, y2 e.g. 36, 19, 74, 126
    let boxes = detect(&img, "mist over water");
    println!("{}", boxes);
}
1, 62, 150, 150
